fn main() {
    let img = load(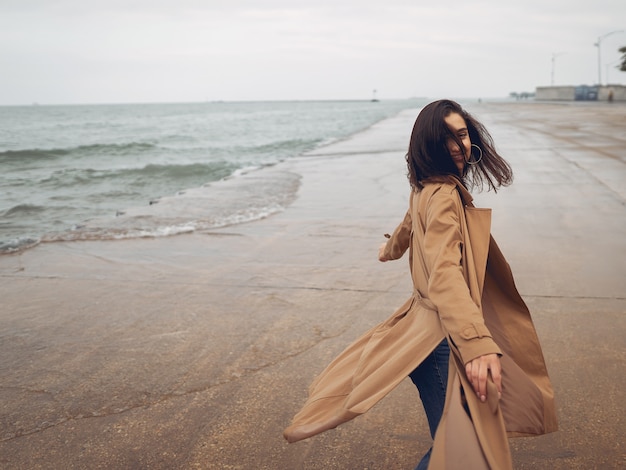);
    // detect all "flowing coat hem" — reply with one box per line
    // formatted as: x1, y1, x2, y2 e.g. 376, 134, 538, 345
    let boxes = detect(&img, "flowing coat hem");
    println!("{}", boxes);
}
283, 179, 557, 469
